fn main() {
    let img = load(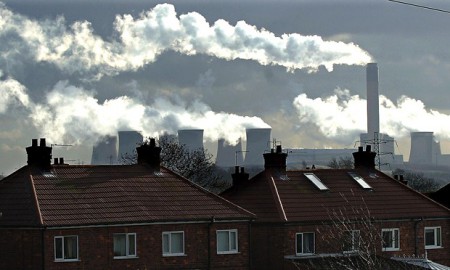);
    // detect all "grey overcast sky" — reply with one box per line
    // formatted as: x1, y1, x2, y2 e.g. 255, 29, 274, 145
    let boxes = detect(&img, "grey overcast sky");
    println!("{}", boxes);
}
1, 0, 450, 174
